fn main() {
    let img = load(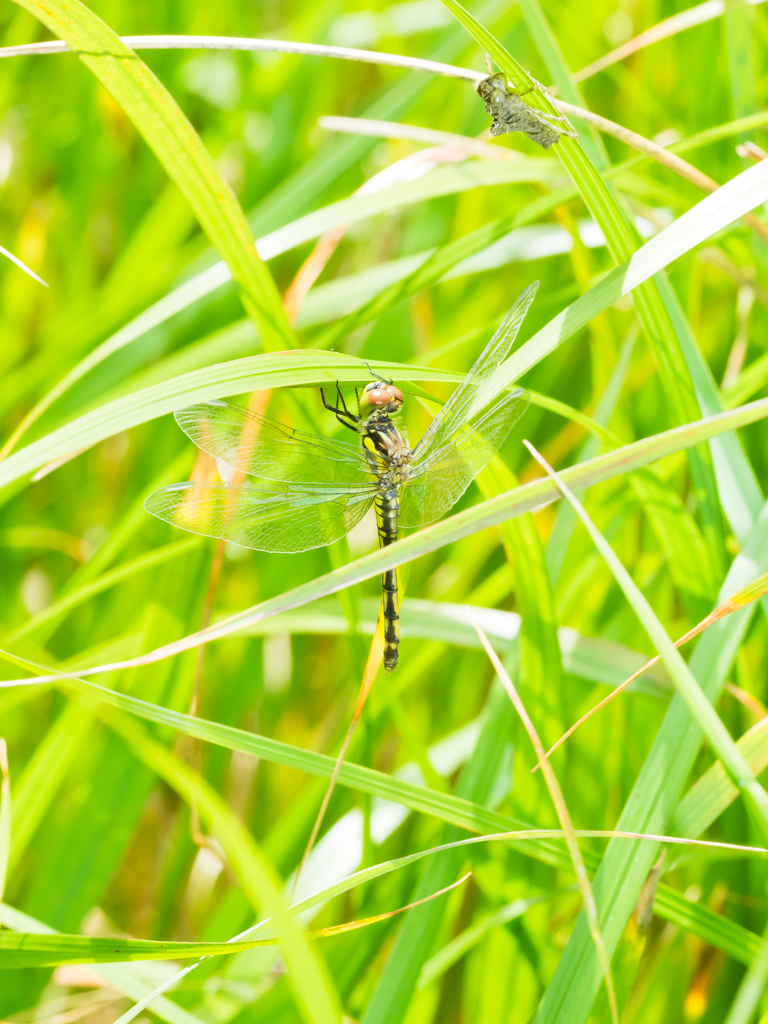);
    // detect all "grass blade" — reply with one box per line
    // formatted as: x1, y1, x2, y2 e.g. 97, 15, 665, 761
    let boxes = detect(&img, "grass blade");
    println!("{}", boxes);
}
12, 1, 291, 350
538, 570, 768, 769
475, 626, 618, 1024
525, 440, 768, 840
0, 649, 760, 964
0, 741, 9, 928
104, 708, 340, 1024
1, 0, 293, 460
5, 400, 768, 685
